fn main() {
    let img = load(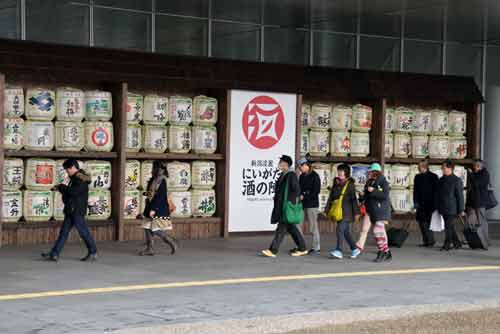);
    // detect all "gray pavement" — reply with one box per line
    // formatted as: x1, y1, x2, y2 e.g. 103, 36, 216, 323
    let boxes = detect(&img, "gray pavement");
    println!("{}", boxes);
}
0, 234, 500, 334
